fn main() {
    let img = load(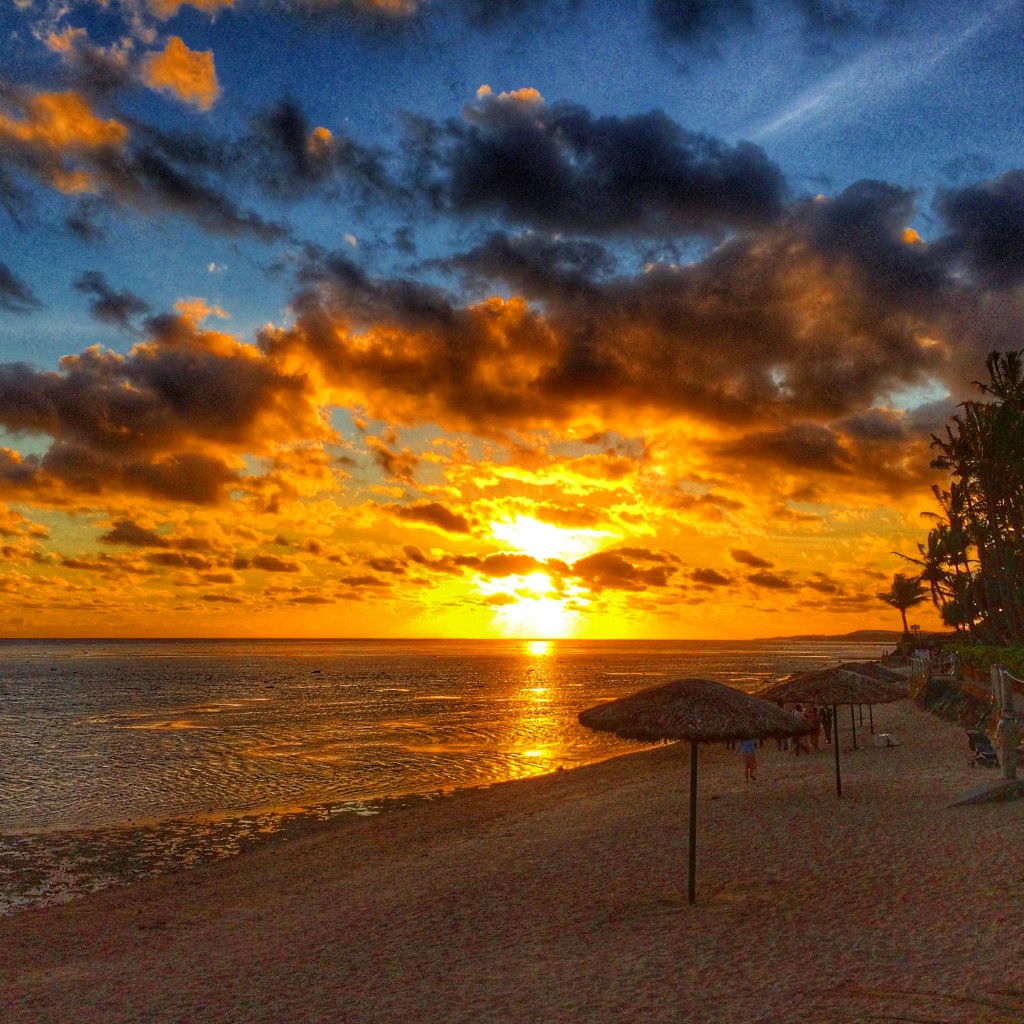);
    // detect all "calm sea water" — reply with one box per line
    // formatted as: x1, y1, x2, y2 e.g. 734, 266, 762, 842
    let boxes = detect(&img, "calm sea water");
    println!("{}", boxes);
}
0, 637, 886, 913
